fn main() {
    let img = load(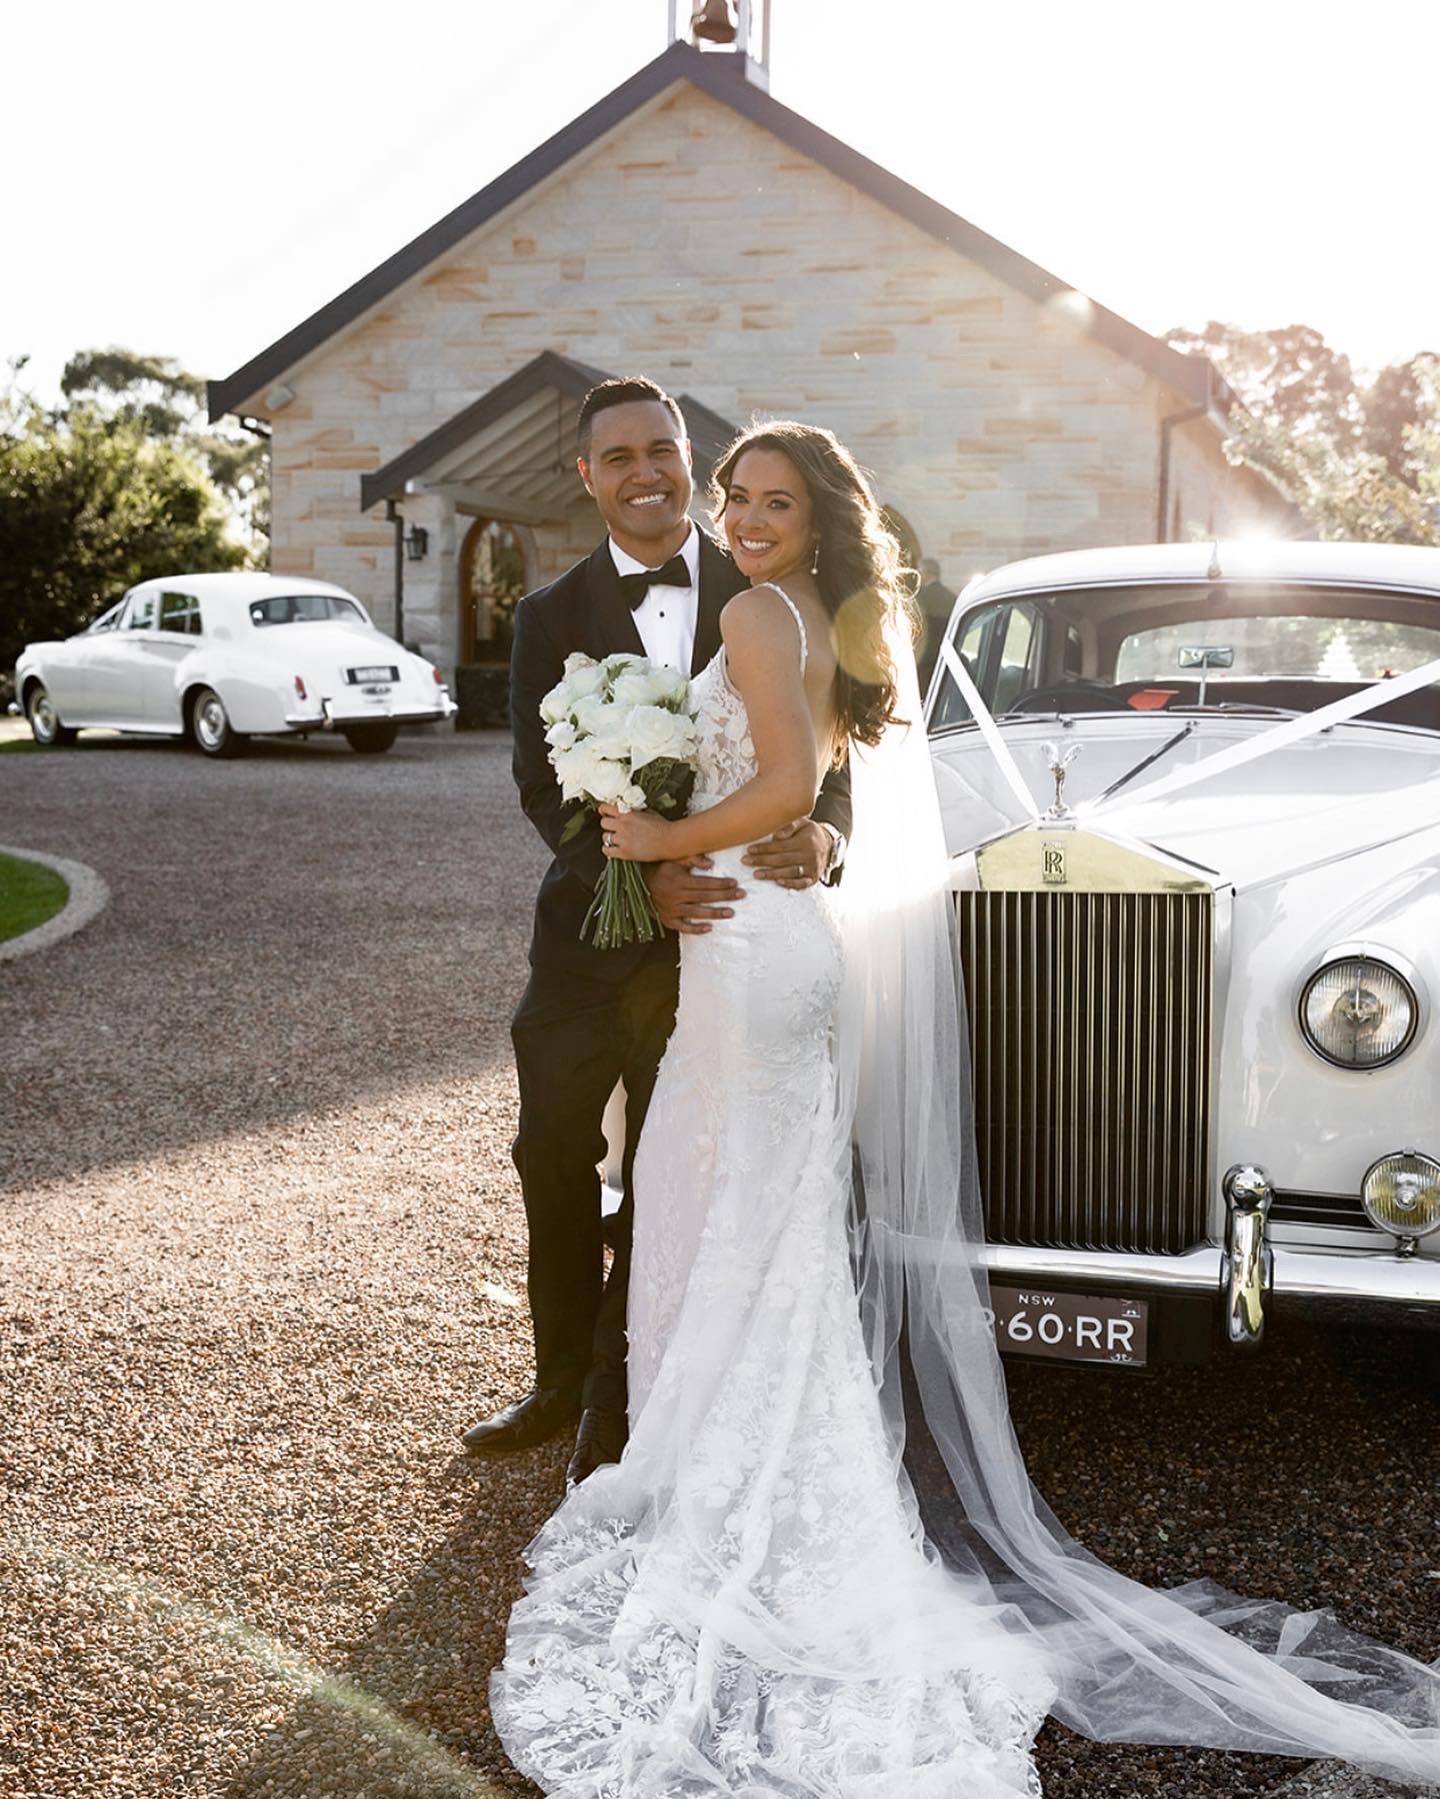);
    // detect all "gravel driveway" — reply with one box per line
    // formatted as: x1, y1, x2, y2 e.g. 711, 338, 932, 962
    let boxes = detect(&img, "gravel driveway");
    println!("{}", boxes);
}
2, 728, 1435, 1797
